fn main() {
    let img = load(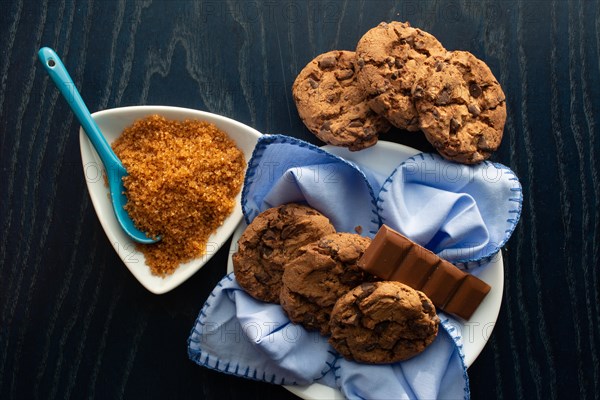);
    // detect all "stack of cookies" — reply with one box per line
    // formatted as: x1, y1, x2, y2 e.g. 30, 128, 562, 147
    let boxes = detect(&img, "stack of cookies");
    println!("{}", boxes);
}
292, 21, 507, 164
233, 203, 440, 364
